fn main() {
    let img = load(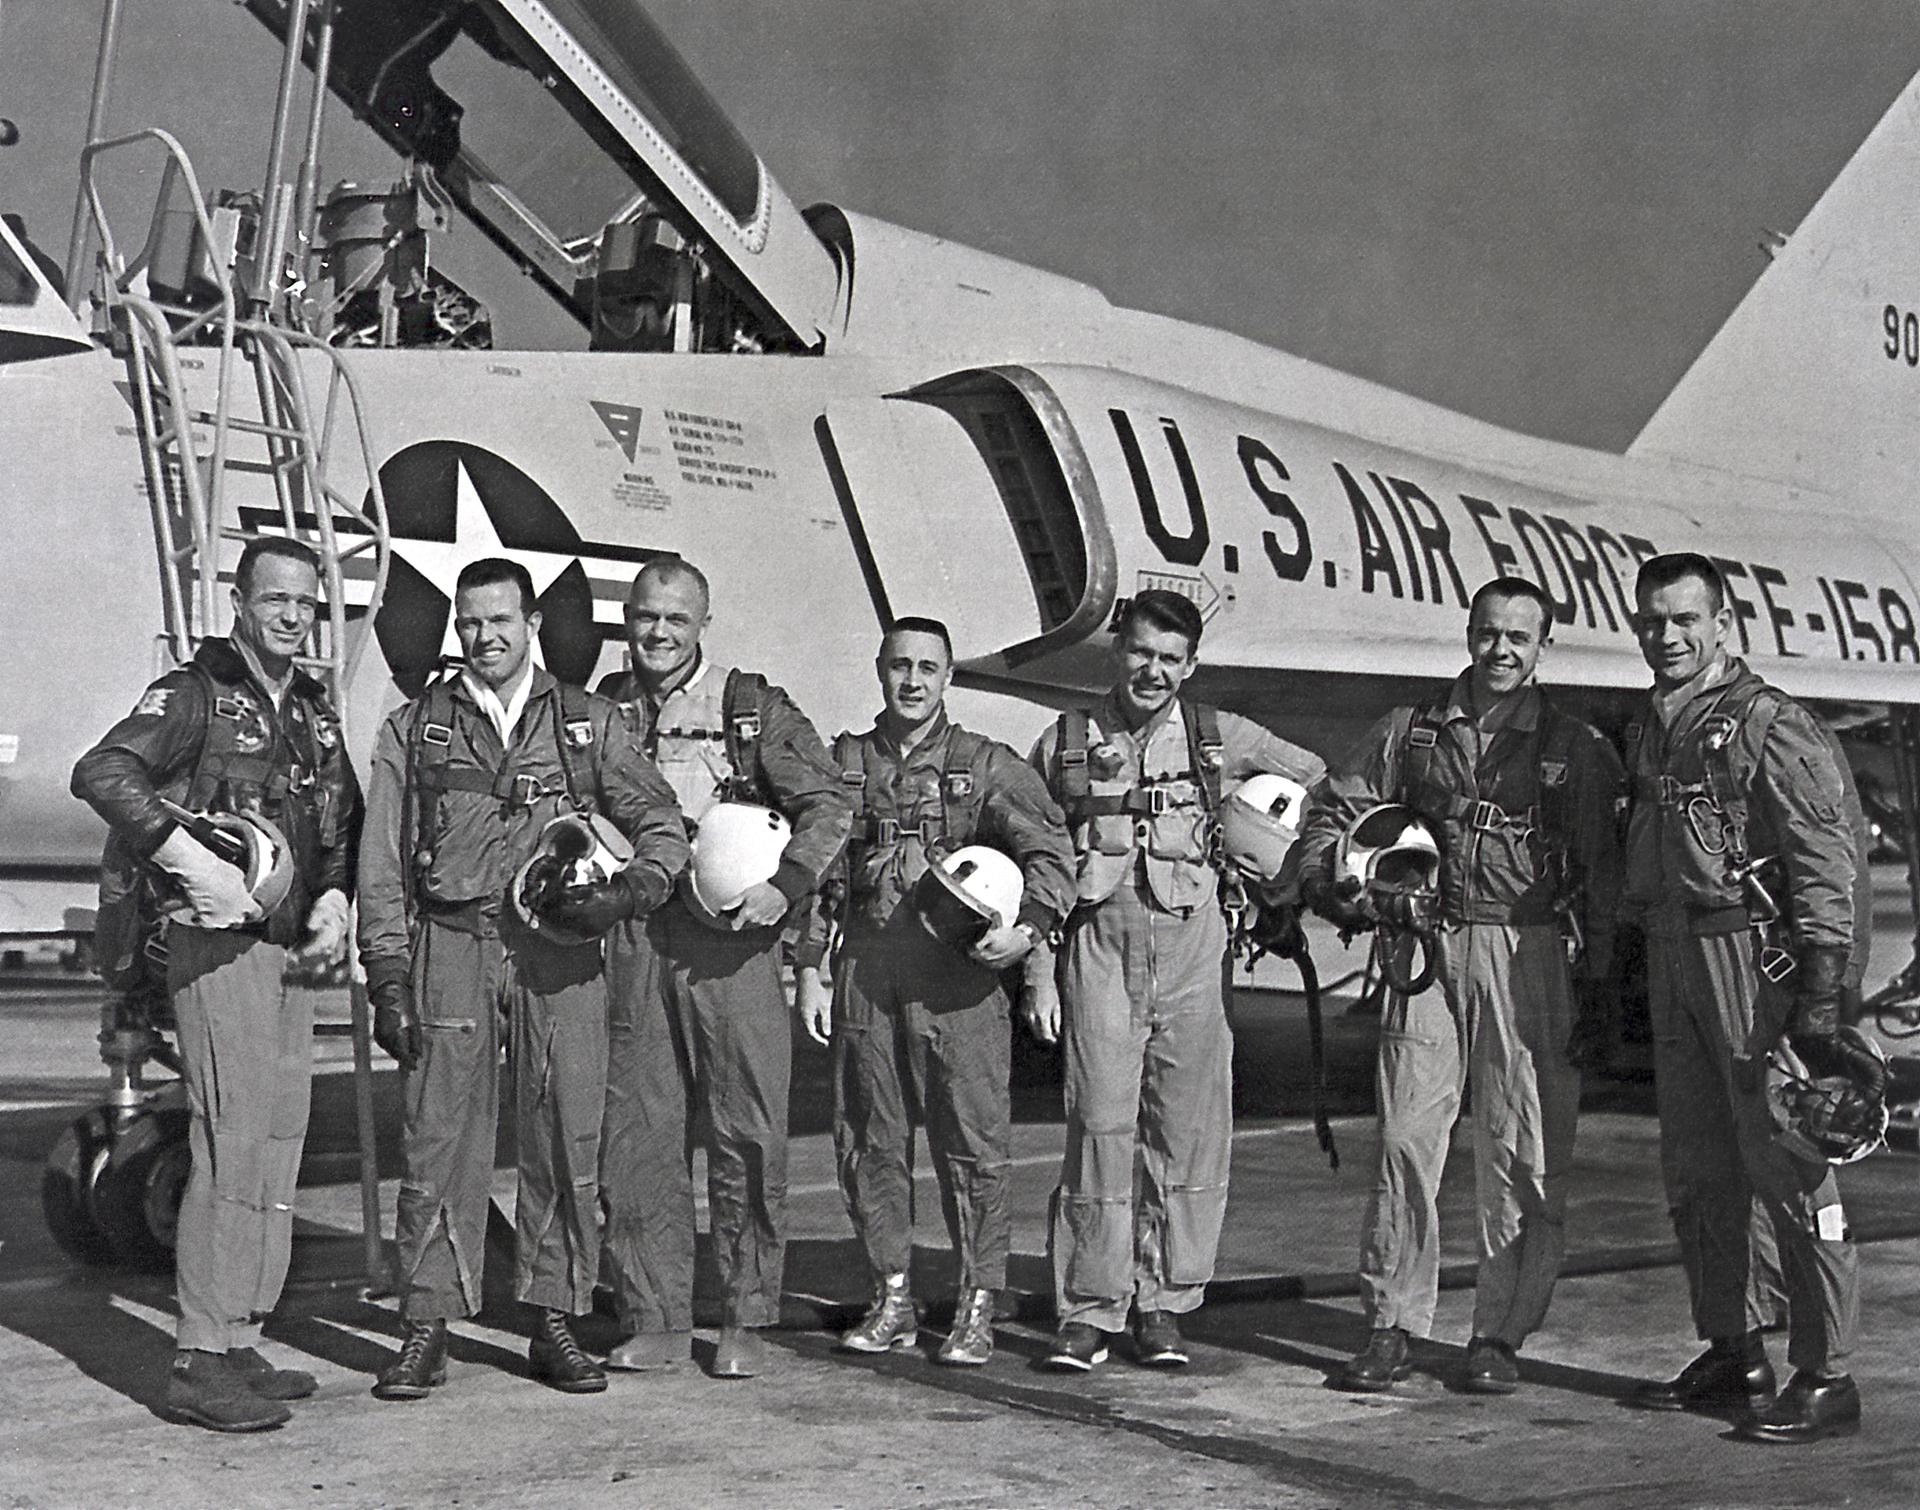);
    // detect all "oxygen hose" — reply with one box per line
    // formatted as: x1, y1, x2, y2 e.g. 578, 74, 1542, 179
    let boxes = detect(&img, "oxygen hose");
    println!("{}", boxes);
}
1373, 925, 1440, 996
1288, 938, 1339, 1171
